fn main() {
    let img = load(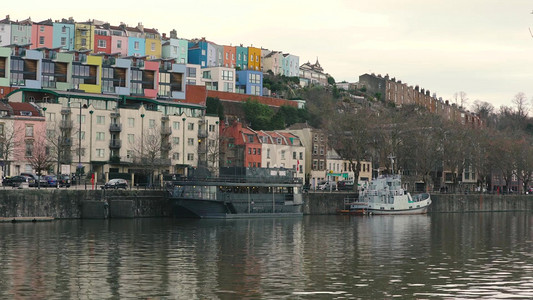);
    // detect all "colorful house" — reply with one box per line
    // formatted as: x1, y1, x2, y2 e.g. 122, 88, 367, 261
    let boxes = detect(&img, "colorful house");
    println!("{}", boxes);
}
161, 30, 188, 64
52, 20, 75, 51
109, 25, 128, 57
74, 21, 95, 51
31, 19, 54, 49
143, 27, 161, 59
223, 45, 236, 68
236, 70, 262, 96
94, 24, 112, 54
125, 25, 145, 57
235, 45, 248, 70
282, 53, 299, 77
247, 46, 261, 71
